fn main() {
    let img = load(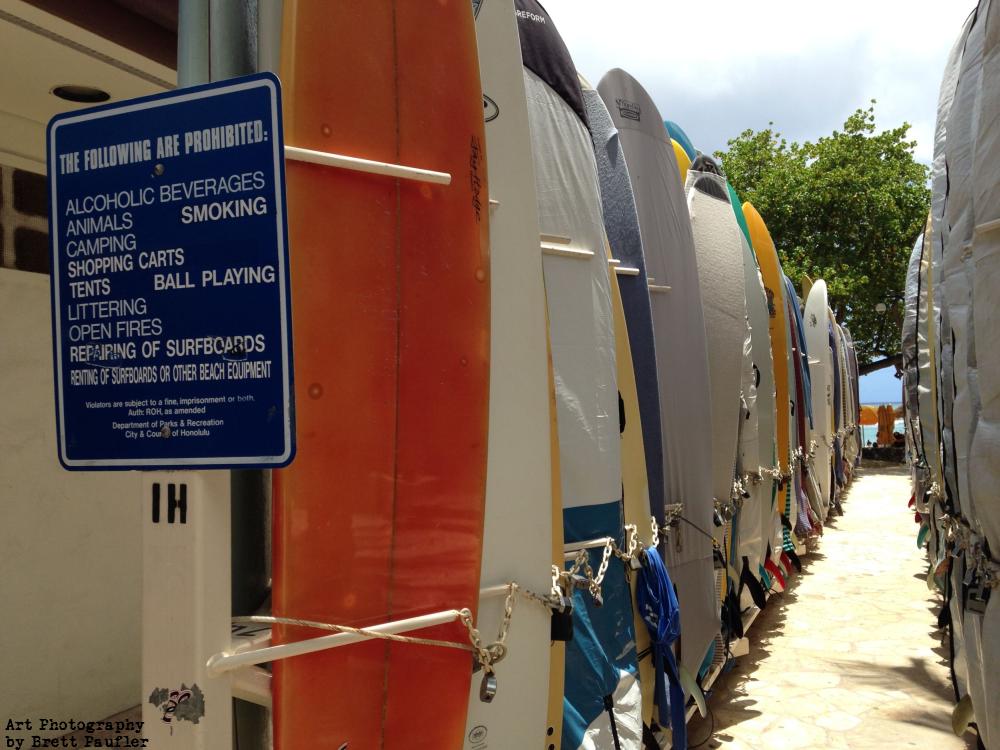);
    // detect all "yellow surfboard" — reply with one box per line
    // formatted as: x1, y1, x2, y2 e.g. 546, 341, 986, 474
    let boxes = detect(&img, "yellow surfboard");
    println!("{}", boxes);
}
544, 309, 565, 750
744, 203, 792, 526
606, 241, 655, 724
671, 139, 691, 185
